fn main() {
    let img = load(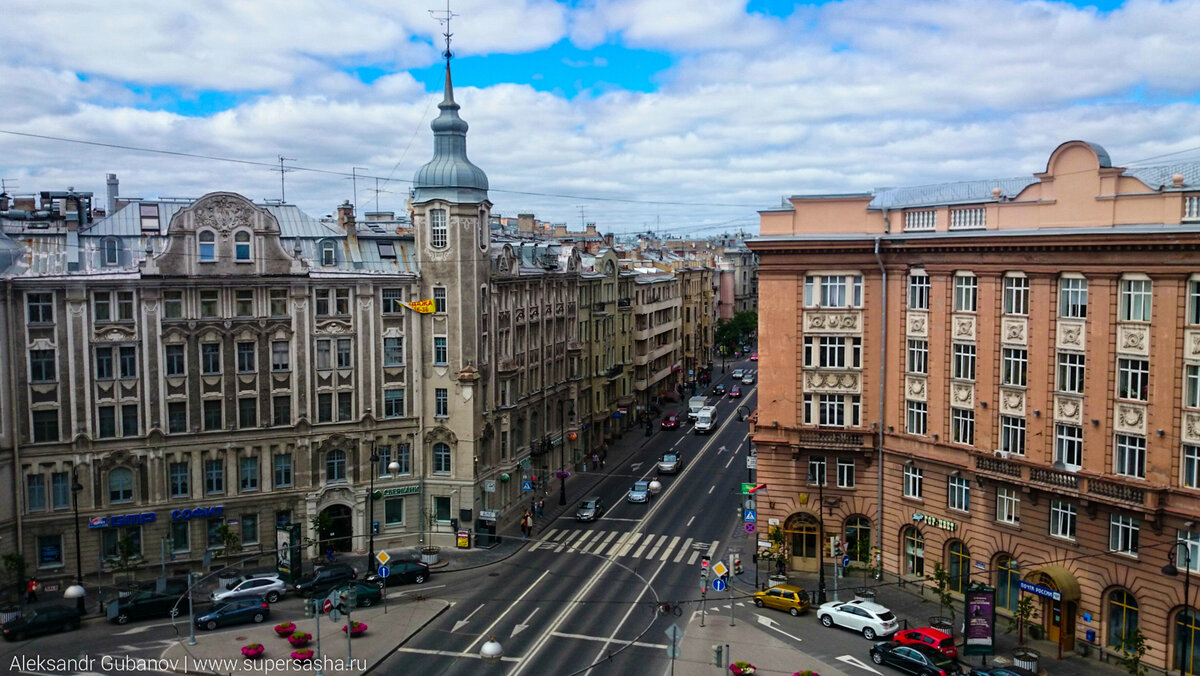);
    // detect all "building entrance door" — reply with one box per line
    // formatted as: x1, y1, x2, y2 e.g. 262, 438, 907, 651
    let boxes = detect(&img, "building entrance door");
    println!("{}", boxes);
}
319, 504, 353, 553
785, 513, 820, 572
